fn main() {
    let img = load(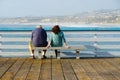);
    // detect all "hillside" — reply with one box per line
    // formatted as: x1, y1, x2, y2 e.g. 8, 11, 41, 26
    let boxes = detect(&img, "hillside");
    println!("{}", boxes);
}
0, 9, 120, 25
